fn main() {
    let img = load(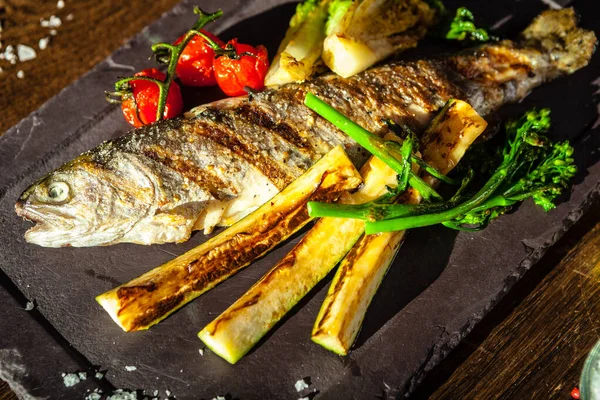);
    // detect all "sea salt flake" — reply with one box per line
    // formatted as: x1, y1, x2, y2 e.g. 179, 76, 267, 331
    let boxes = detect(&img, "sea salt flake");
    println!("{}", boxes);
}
39, 37, 50, 50
124, 365, 137, 371
78, 371, 87, 380
17, 70, 24, 79
165, 390, 171, 396
66, 13, 74, 21
62, 373, 81, 387
57, 0, 65, 9
199, 348, 204, 356
95, 371, 104, 380
295, 378, 310, 392
17, 44, 37, 62
2, 45, 17, 63
25, 301, 34, 311
85, 393, 102, 400
50, 29, 58, 36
